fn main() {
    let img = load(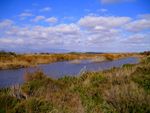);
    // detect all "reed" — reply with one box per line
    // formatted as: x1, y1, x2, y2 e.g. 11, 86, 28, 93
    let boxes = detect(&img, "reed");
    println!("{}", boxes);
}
0, 52, 137, 70
0, 54, 149, 113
